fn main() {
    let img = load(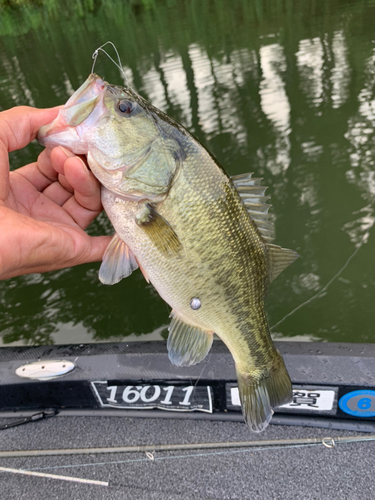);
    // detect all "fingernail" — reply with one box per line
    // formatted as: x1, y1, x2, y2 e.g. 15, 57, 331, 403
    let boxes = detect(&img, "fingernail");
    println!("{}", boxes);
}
78, 157, 90, 177
58, 146, 74, 157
